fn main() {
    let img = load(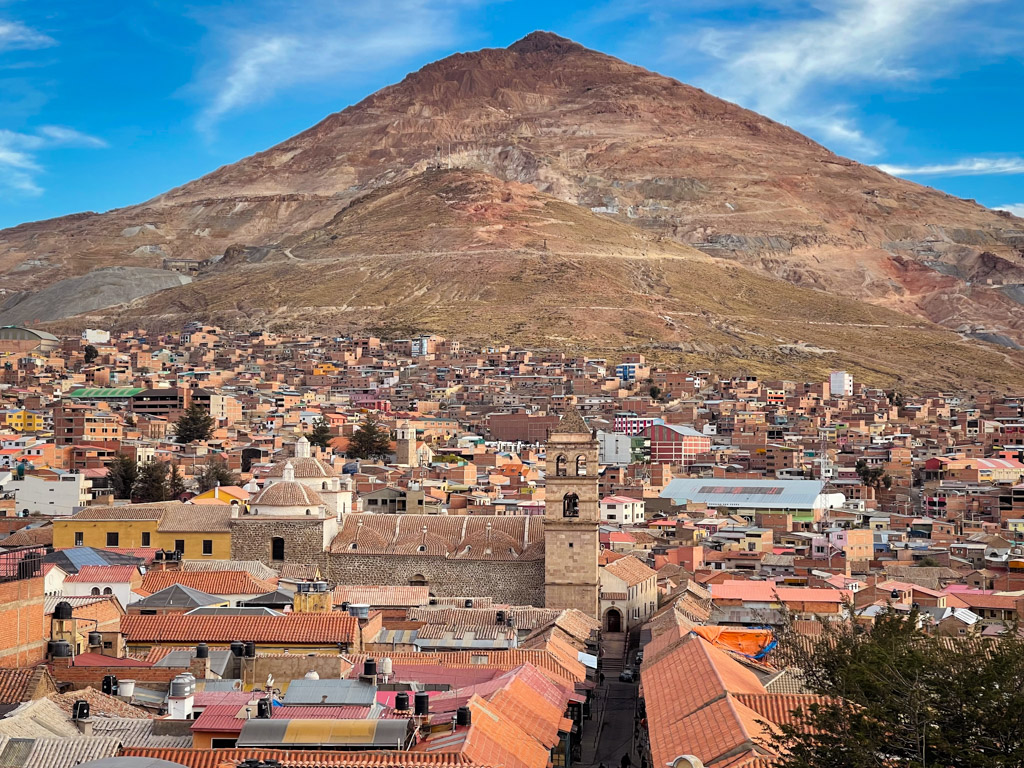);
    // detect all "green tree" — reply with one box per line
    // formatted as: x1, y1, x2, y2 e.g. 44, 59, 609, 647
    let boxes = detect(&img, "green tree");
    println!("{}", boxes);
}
855, 458, 892, 490
174, 403, 215, 444
304, 417, 333, 449
196, 456, 237, 492
772, 607, 1024, 768
168, 463, 187, 499
347, 415, 393, 461
106, 454, 138, 499
134, 460, 170, 502
83, 344, 99, 364
649, 385, 663, 401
